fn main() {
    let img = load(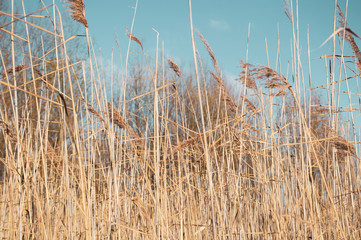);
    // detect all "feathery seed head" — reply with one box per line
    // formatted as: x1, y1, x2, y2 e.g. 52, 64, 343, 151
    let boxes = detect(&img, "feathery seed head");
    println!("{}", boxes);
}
65, 0, 88, 28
